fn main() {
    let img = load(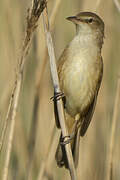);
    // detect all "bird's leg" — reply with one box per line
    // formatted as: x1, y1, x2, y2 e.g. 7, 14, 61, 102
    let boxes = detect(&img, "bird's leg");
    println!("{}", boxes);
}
51, 91, 66, 128
60, 114, 80, 145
